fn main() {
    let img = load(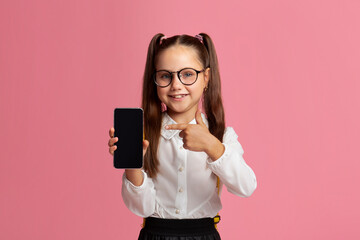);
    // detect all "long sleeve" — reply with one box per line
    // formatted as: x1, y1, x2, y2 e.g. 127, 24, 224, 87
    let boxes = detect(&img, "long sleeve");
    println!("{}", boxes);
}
121, 170, 156, 217
206, 127, 257, 197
